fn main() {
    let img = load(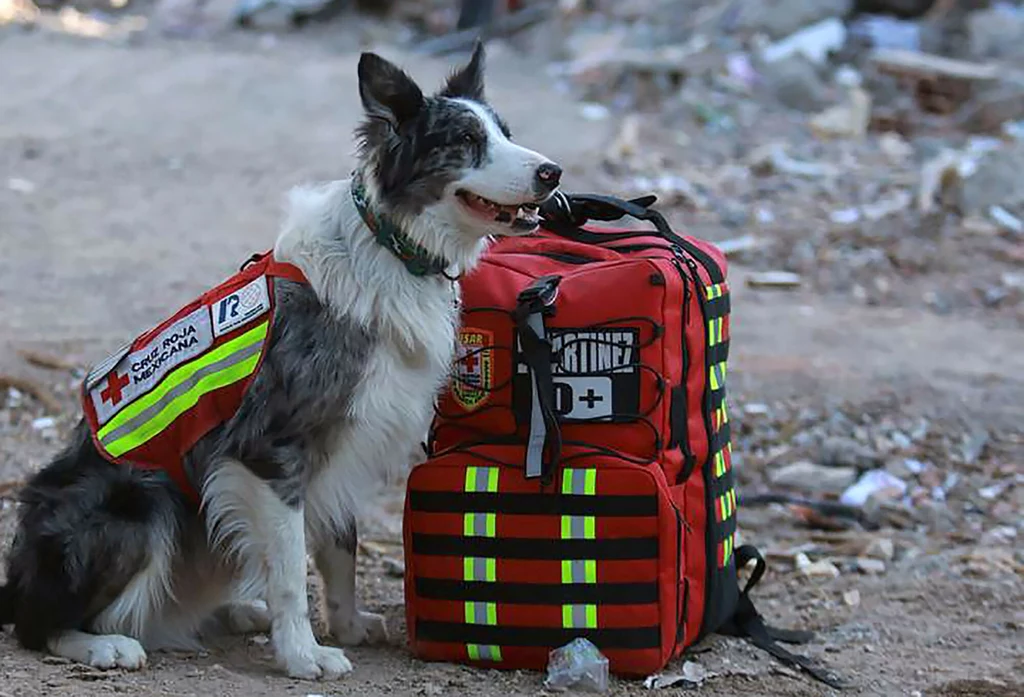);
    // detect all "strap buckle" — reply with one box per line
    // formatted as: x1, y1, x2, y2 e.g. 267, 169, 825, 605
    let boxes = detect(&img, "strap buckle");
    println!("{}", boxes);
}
514, 275, 562, 484
515, 275, 560, 316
